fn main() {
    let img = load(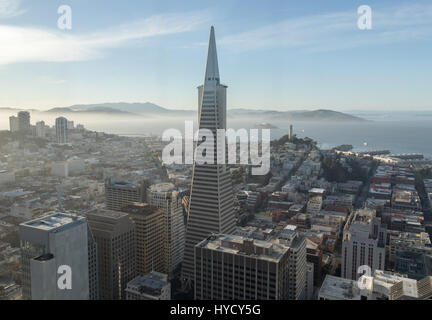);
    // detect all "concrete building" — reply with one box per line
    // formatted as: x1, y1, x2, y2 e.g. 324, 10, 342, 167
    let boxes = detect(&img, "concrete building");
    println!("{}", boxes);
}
183, 26, 236, 283
125, 271, 171, 300
319, 271, 432, 300
19, 212, 91, 300
18, 111, 31, 134
194, 233, 306, 300
389, 231, 432, 264
147, 183, 185, 276
121, 202, 167, 275
341, 209, 387, 280
9, 116, 19, 133
306, 188, 325, 215
105, 178, 147, 211
55, 117, 68, 144
35, 121, 46, 138
87, 209, 136, 300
